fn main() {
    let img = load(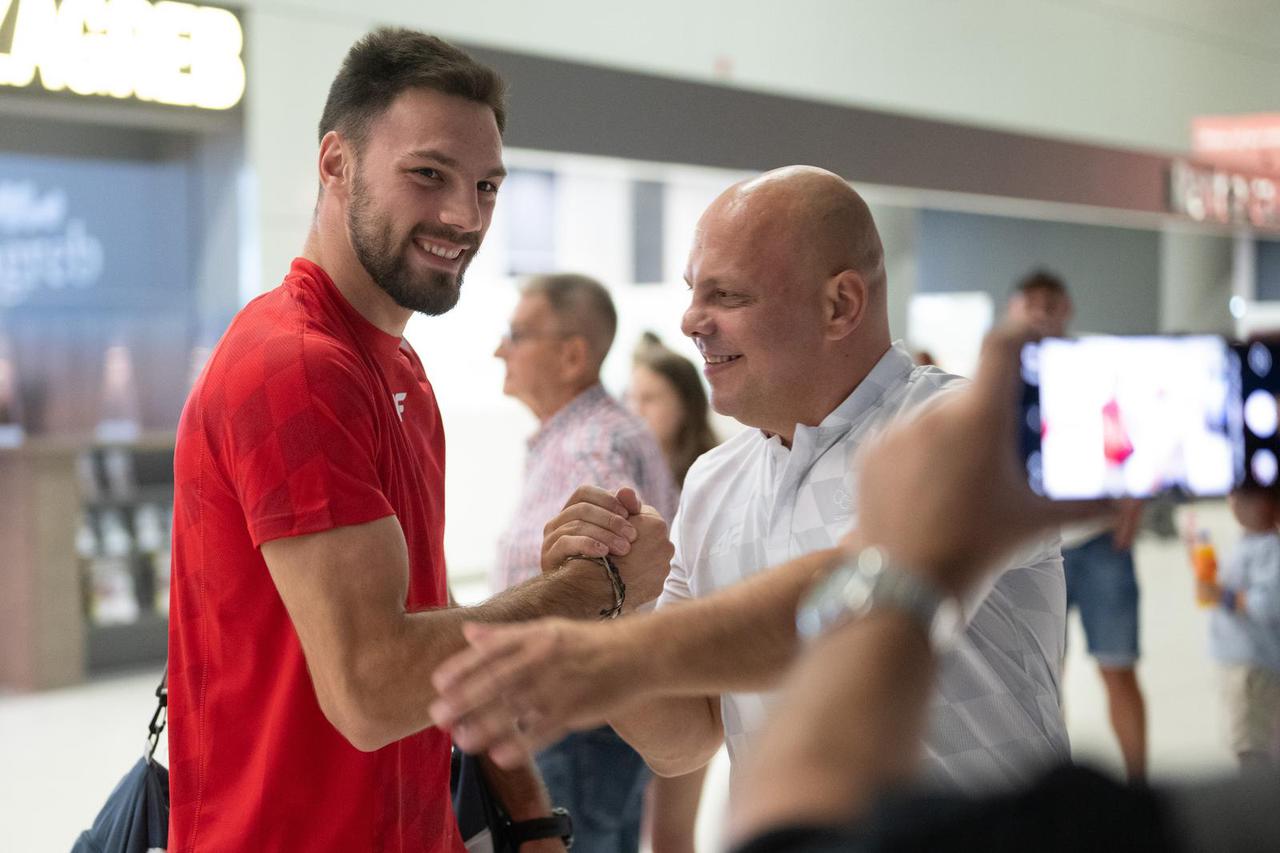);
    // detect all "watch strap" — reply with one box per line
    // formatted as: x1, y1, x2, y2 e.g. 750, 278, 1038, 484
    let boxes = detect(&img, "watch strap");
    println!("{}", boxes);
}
508, 806, 573, 847
798, 547, 962, 651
